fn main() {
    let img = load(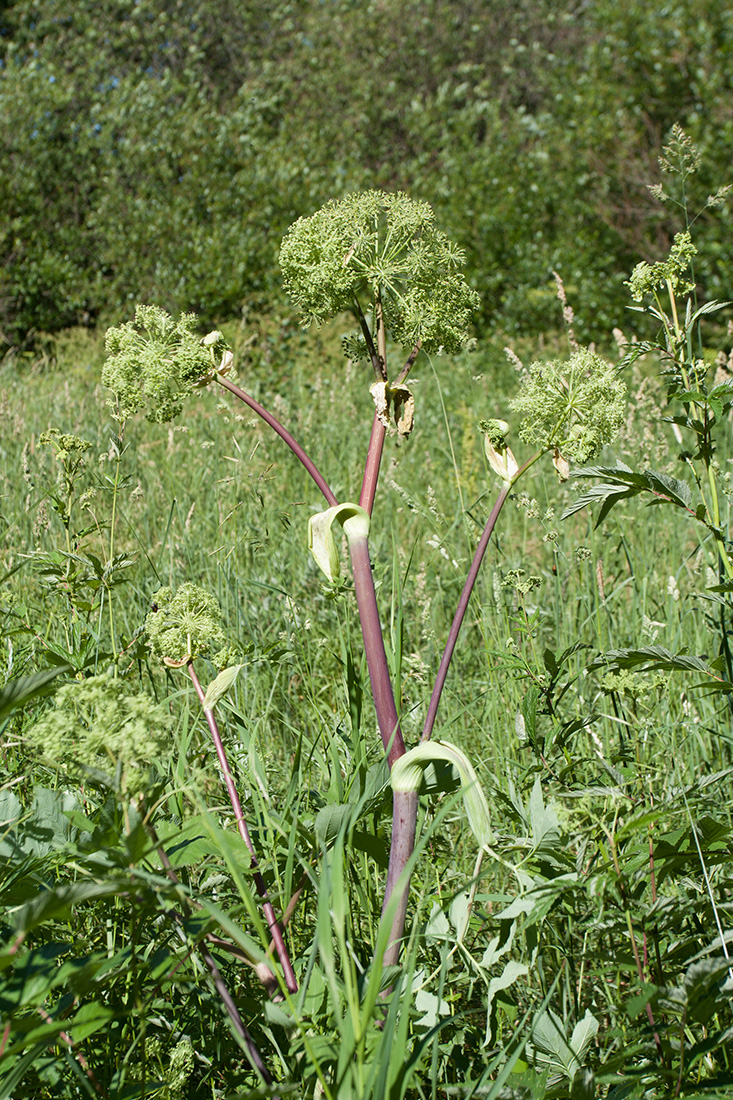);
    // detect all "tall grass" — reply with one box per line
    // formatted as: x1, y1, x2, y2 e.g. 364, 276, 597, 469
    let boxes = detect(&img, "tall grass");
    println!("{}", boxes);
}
2, 245, 733, 1093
